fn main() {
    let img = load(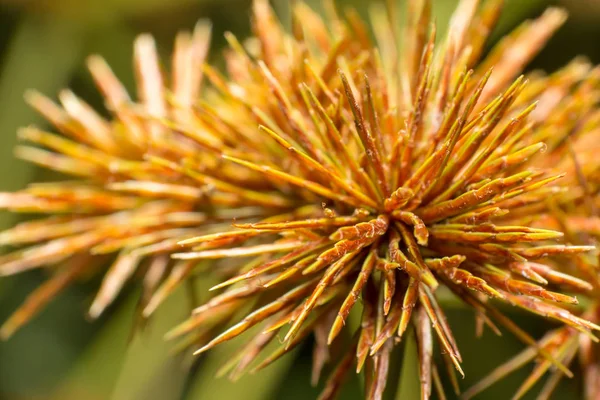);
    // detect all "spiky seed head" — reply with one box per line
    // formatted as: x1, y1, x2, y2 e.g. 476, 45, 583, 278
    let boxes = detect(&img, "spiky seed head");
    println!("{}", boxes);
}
1, 1, 600, 399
